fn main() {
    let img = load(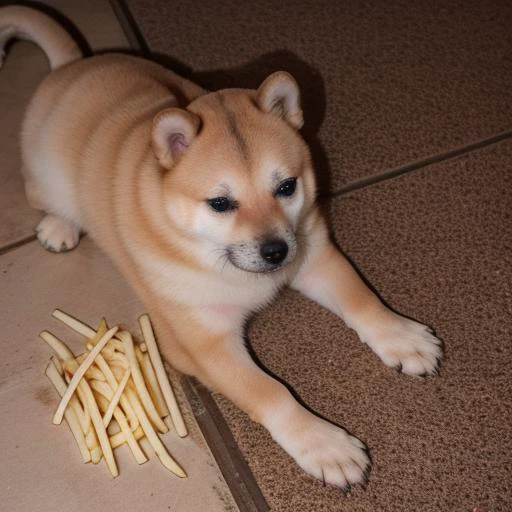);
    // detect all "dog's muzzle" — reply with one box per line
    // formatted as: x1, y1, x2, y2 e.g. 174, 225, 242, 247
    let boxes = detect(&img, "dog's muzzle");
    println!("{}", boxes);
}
227, 235, 296, 273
